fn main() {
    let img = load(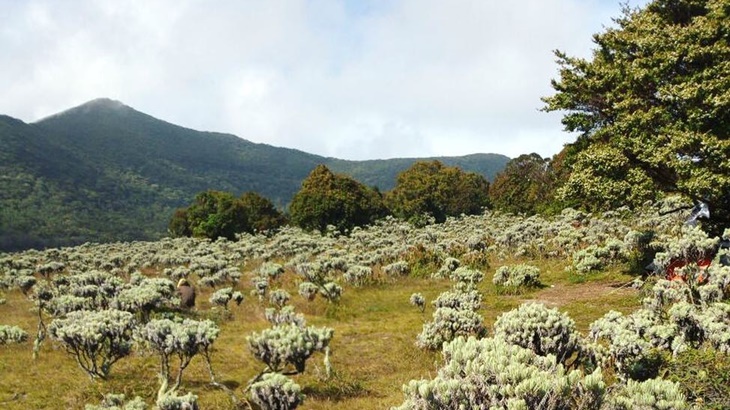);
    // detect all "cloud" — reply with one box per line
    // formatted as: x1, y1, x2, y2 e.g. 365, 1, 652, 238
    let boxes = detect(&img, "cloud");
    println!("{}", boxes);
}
0, 0, 649, 160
